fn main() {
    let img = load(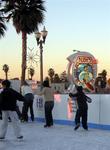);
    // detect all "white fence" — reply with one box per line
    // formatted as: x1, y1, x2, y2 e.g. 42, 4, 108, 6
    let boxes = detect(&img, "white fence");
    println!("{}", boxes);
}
33, 94, 110, 130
